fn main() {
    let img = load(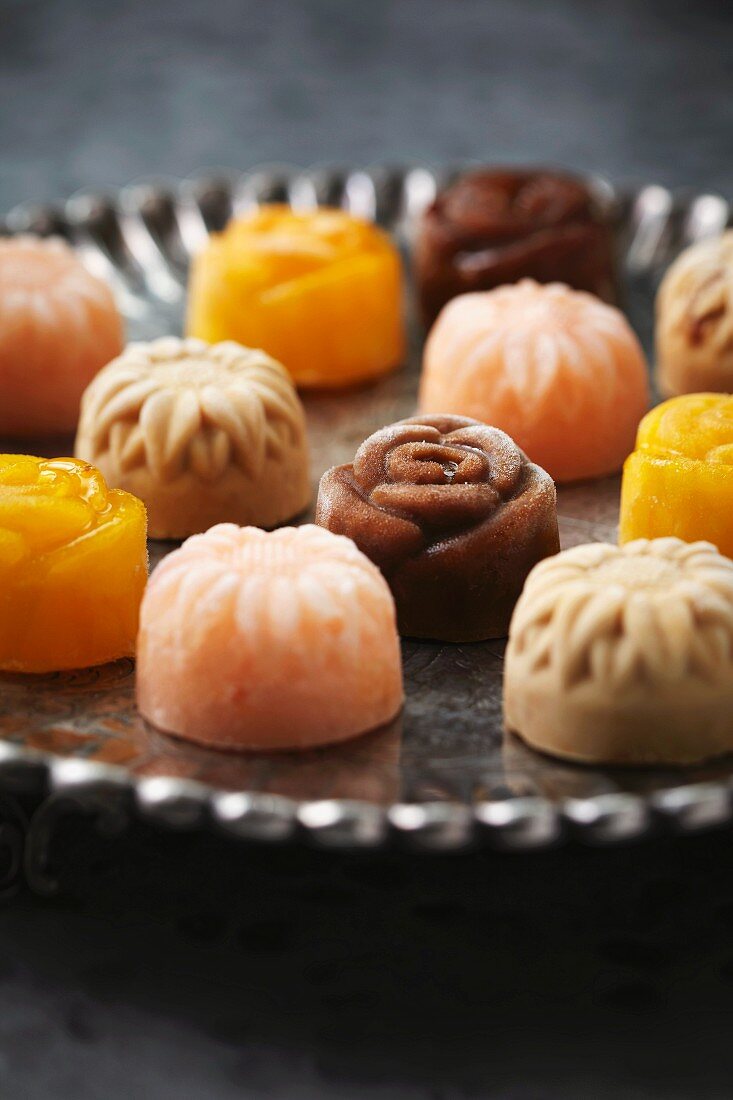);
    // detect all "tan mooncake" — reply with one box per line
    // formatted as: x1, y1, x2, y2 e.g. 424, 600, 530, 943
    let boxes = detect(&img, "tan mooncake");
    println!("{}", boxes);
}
75, 337, 310, 539
504, 538, 733, 765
